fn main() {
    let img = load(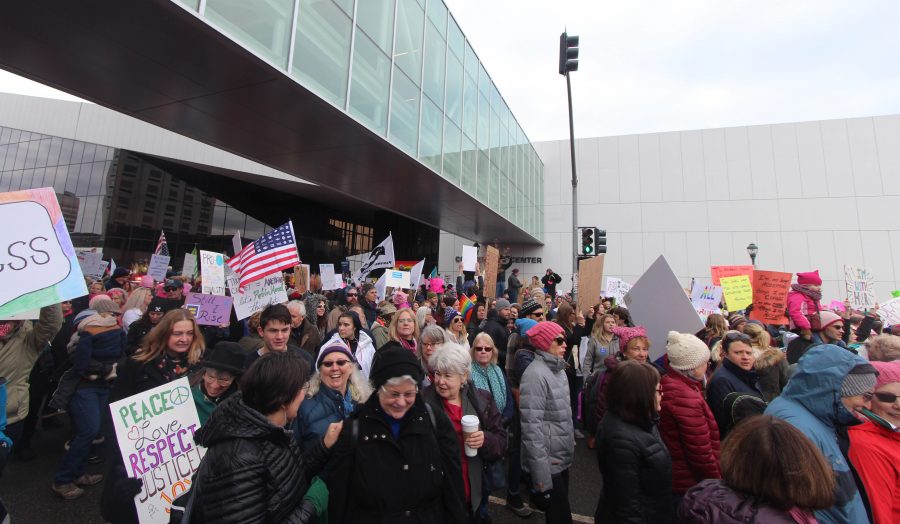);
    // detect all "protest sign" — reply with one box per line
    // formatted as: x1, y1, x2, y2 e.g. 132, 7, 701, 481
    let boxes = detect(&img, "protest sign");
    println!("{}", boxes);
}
334, 273, 344, 289
109, 377, 204, 524
576, 255, 605, 314
375, 272, 387, 302
231, 273, 288, 320
184, 292, 233, 326
690, 282, 723, 321
844, 265, 876, 309
604, 277, 632, 303
710, 265, 755, 286
829, 300, 846, 312
231, 230, 242, 257
483, 246, 499, 299
0, 309, 40, 321
624, 255, 703, 362
199, 251, 225, 295
320, 264, 338, 290
109, 258, 117, 276
385, 269, 411, 289
409, 259, 425, 291
720, 275, 753, 311
77, 249, 102, 278
0, 188, 89, 317
461, 245, 477, 272
147, 254, 170, 283
294, 264, 310, 294
749, 270, 791, 324
85, 259, 109, 280
181, 252, 197, 280
877, 297, 900, 326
